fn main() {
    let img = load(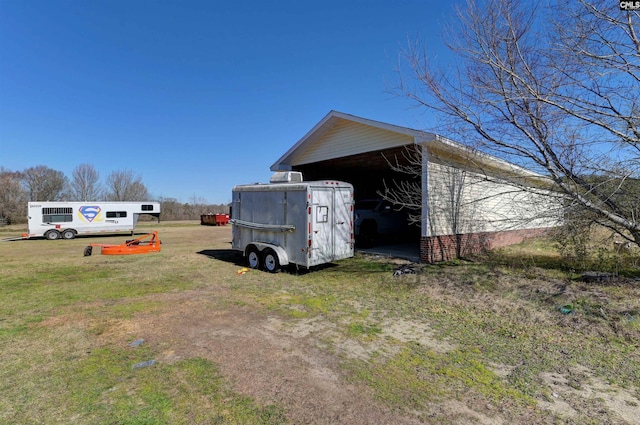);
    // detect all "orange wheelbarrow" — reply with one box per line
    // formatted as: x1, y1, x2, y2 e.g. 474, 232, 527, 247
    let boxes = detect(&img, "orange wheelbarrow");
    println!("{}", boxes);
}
84, 231, 161, 256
